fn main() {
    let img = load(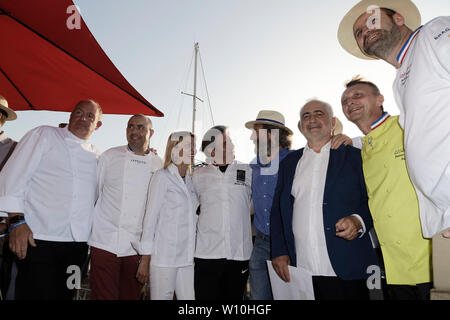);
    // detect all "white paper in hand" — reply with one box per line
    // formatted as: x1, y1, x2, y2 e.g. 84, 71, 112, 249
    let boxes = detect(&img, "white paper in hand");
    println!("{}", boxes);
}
267, 260, 315, 300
